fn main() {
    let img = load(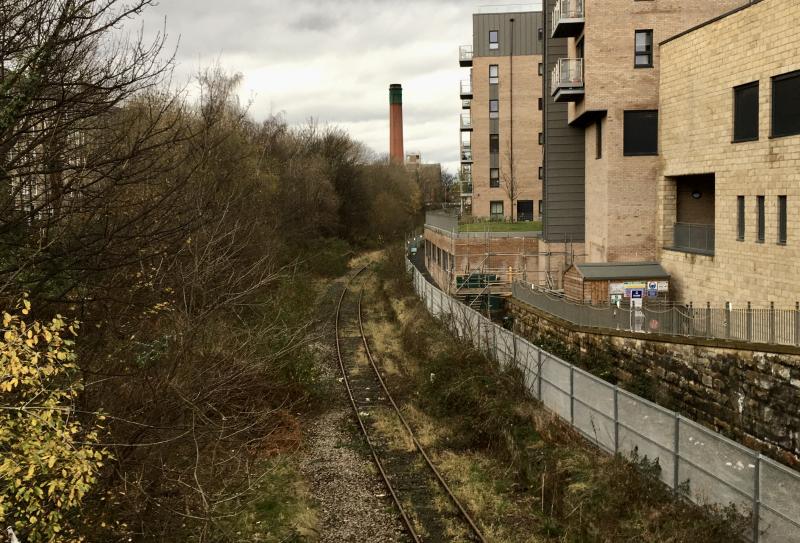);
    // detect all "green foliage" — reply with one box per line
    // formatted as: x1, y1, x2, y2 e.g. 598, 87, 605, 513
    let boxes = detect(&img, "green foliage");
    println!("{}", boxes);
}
0, 299, 108, 542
